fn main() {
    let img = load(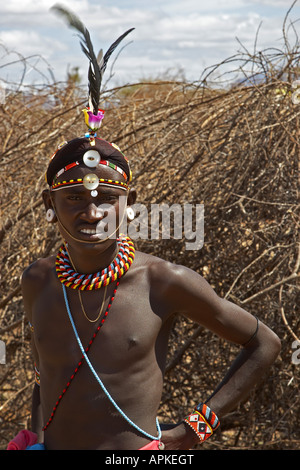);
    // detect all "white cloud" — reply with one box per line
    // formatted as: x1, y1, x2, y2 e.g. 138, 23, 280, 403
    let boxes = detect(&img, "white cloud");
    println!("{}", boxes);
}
0, 30, 66, 58
245, 0, 297, 6
0, 0, 299, 87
